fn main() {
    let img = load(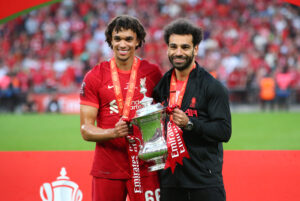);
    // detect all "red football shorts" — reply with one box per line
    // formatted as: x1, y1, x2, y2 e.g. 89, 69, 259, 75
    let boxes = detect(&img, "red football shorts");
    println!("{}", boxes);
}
92, 175, 160, 201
